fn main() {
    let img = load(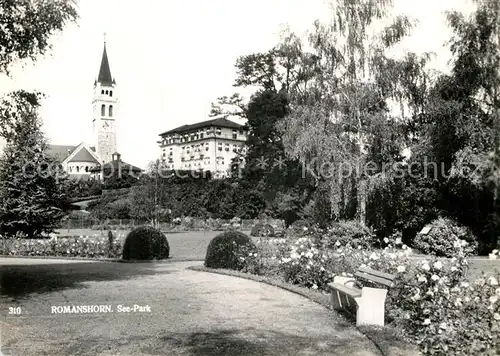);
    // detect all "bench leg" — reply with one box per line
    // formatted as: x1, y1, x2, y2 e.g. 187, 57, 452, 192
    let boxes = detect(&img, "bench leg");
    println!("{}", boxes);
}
330, 290, 342, 310
356, 287, 387, 327
331, 276, 356, 311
